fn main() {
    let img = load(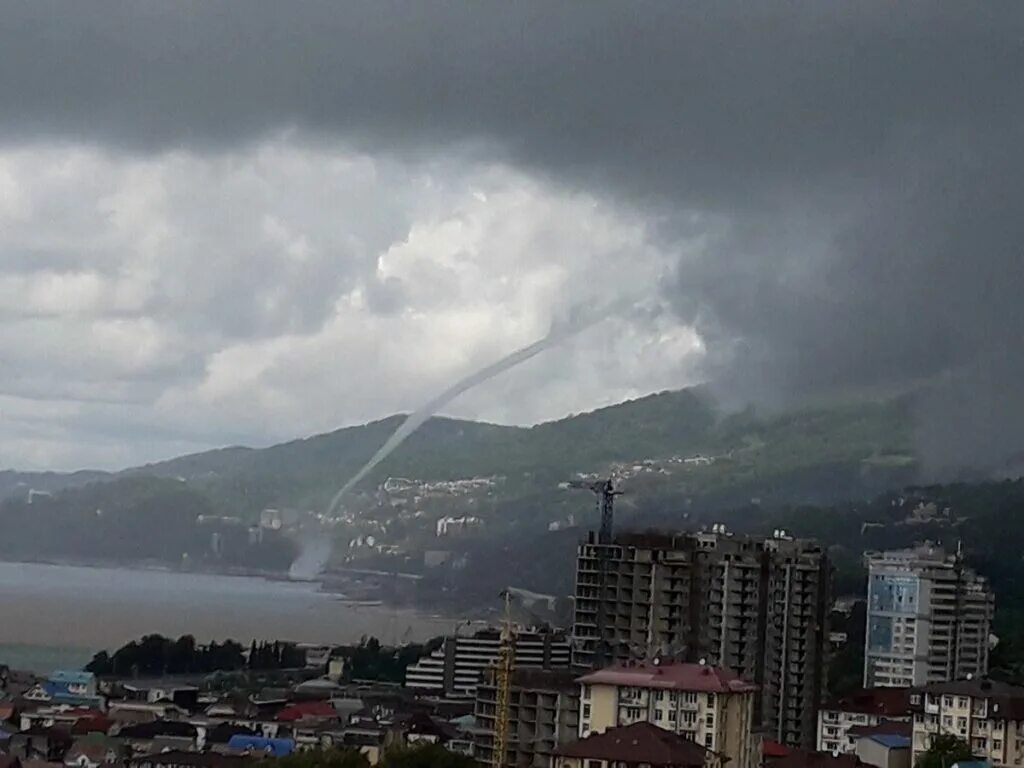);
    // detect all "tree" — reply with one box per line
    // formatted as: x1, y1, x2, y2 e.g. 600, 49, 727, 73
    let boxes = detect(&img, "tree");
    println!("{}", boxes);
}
379, 744, 478, 768
269, 747, 369, 768
915, 734, 974, 768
